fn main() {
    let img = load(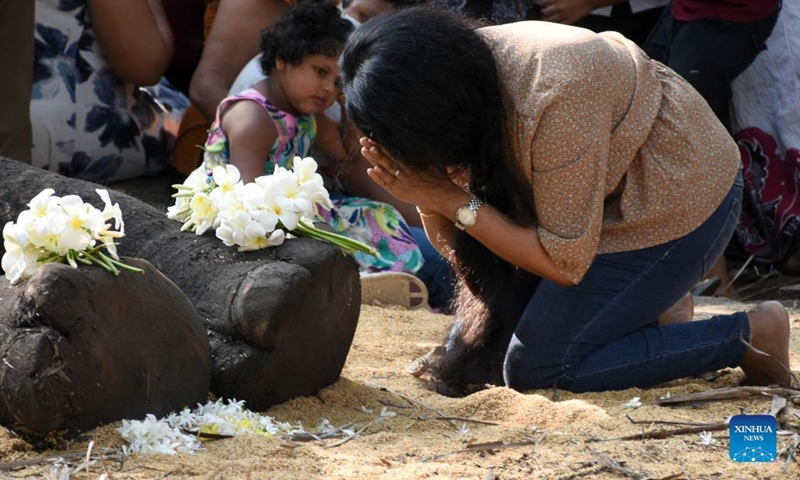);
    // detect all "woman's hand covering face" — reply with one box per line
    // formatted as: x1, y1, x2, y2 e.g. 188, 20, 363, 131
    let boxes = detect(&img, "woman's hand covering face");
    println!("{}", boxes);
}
359, 137, 463, 212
